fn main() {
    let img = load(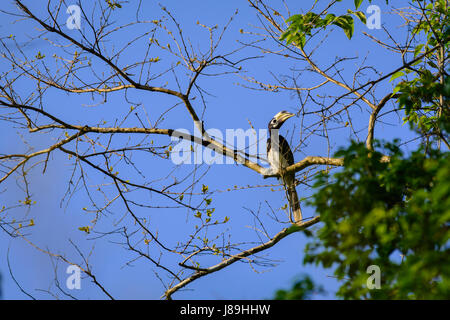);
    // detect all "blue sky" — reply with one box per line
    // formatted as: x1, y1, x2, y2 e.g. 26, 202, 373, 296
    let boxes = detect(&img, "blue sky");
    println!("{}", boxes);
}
0, 0, 418, 299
